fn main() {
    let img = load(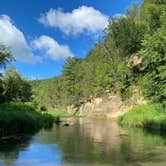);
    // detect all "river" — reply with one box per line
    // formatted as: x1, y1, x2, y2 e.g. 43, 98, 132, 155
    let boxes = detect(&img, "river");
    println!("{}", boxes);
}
0, 117, 166, 166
